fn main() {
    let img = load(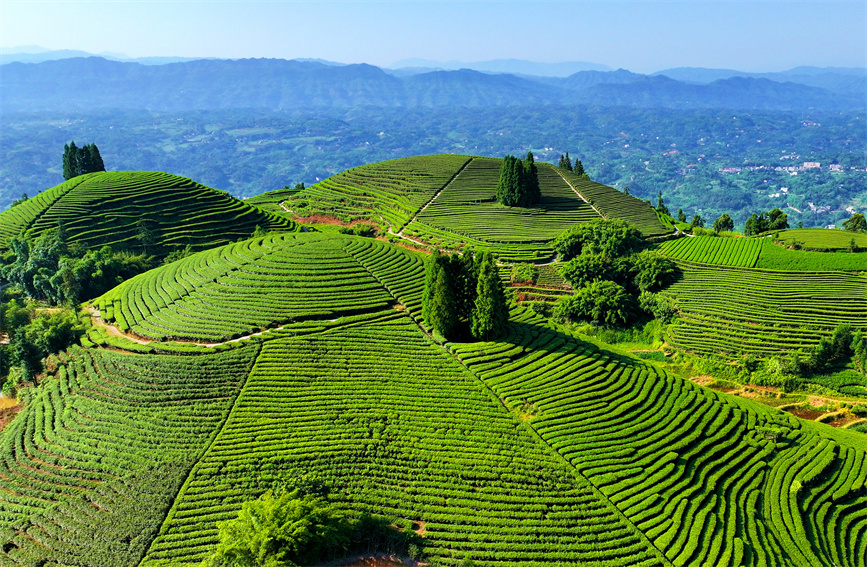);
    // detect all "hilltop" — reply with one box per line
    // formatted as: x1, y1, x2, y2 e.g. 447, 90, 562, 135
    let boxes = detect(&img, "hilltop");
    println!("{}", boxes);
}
0, 170, 293, 257
251, 154, 670, 261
